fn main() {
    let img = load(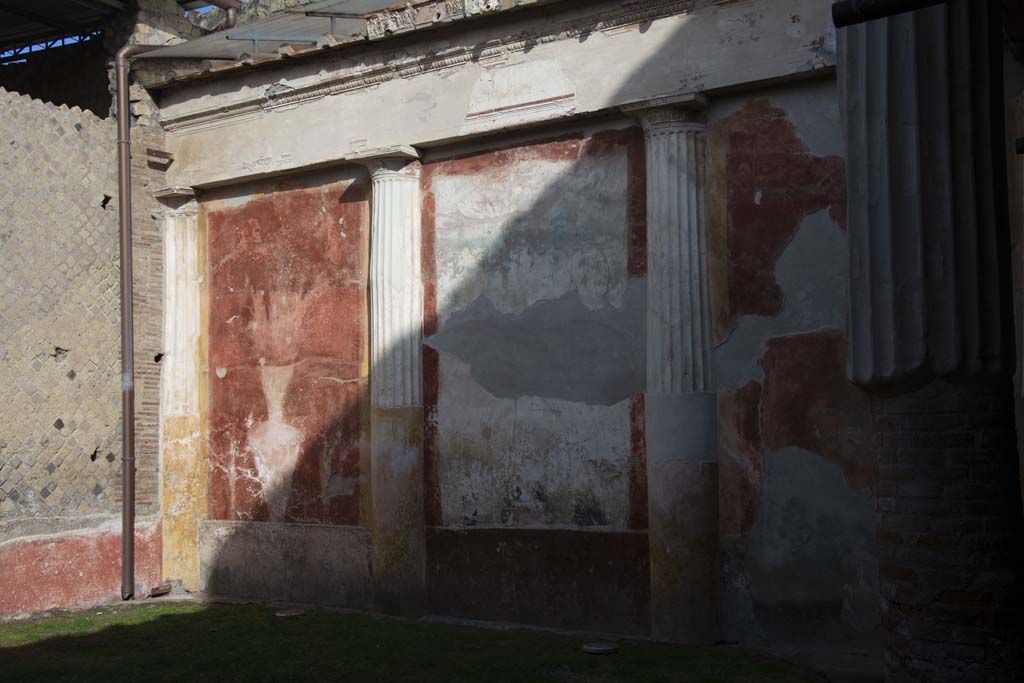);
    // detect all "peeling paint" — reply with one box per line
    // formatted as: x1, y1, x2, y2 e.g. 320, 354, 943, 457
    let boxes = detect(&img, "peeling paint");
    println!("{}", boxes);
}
711, 99, 846, 327
709, 84, 879, 659
760, 330, 874, 489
